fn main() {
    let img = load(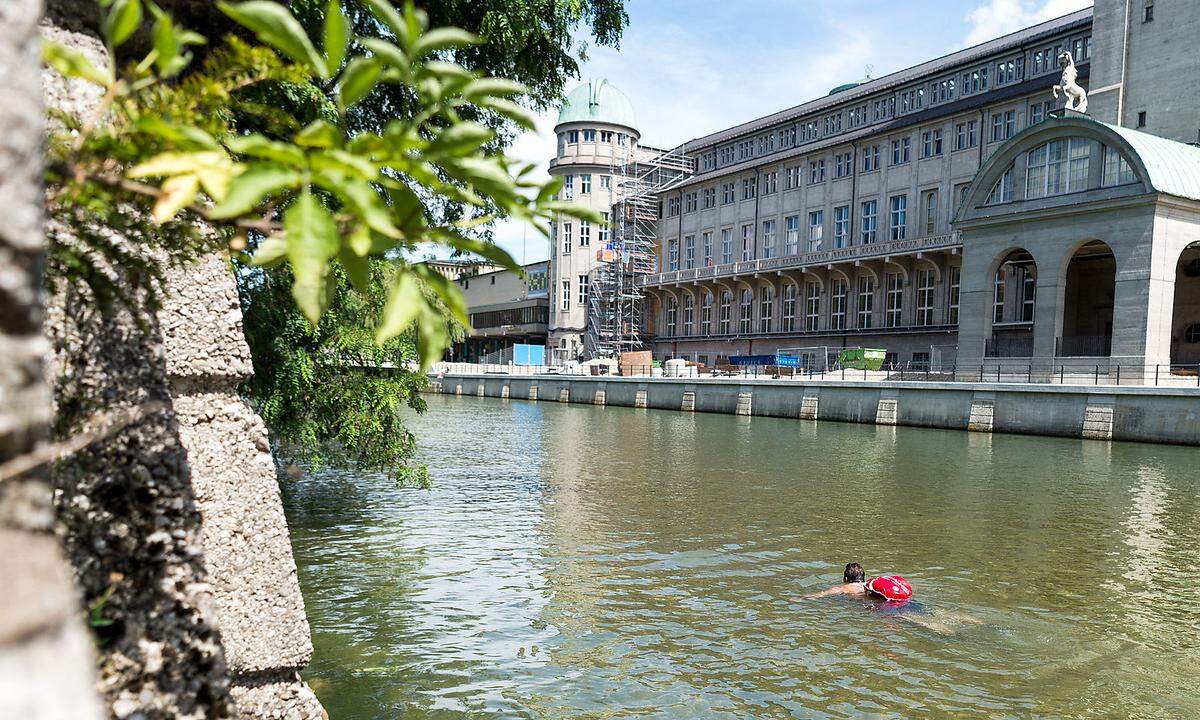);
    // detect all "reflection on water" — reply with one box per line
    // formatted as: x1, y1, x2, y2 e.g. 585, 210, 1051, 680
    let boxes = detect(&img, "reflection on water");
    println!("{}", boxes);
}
283, 395, 1200, 719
